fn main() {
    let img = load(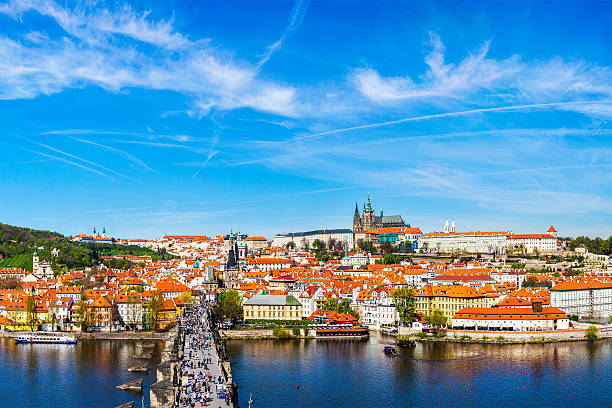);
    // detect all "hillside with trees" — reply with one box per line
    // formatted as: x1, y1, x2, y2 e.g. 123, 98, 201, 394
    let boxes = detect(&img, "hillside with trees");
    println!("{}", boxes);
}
0, 222, 174, 274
